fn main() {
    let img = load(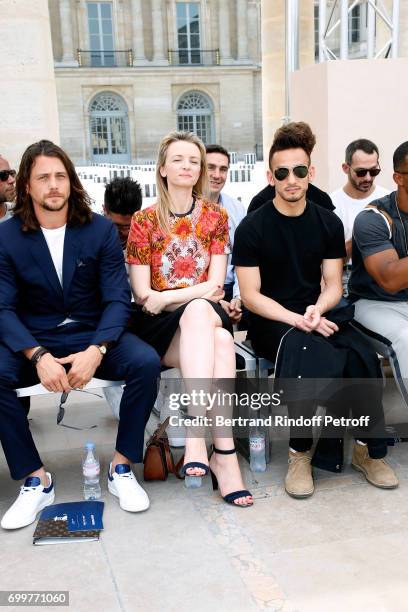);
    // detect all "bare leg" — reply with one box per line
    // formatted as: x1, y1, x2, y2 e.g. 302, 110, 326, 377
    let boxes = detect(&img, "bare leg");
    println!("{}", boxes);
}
210, 328, 253, 506
162, 299, 222, 476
